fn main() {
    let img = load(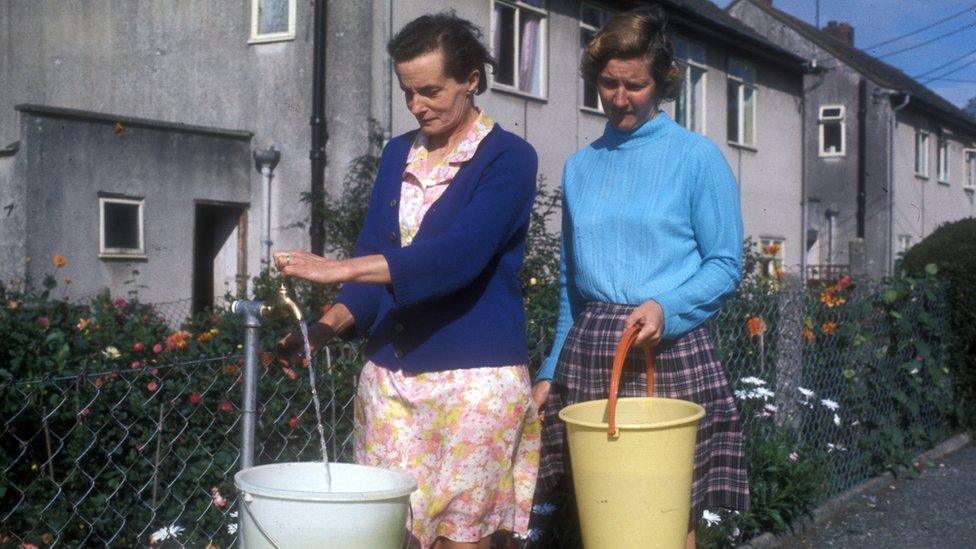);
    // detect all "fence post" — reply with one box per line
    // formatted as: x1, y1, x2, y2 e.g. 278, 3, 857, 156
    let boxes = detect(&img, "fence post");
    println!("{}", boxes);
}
774, 274, 804, 430
232, 301, 265, 470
